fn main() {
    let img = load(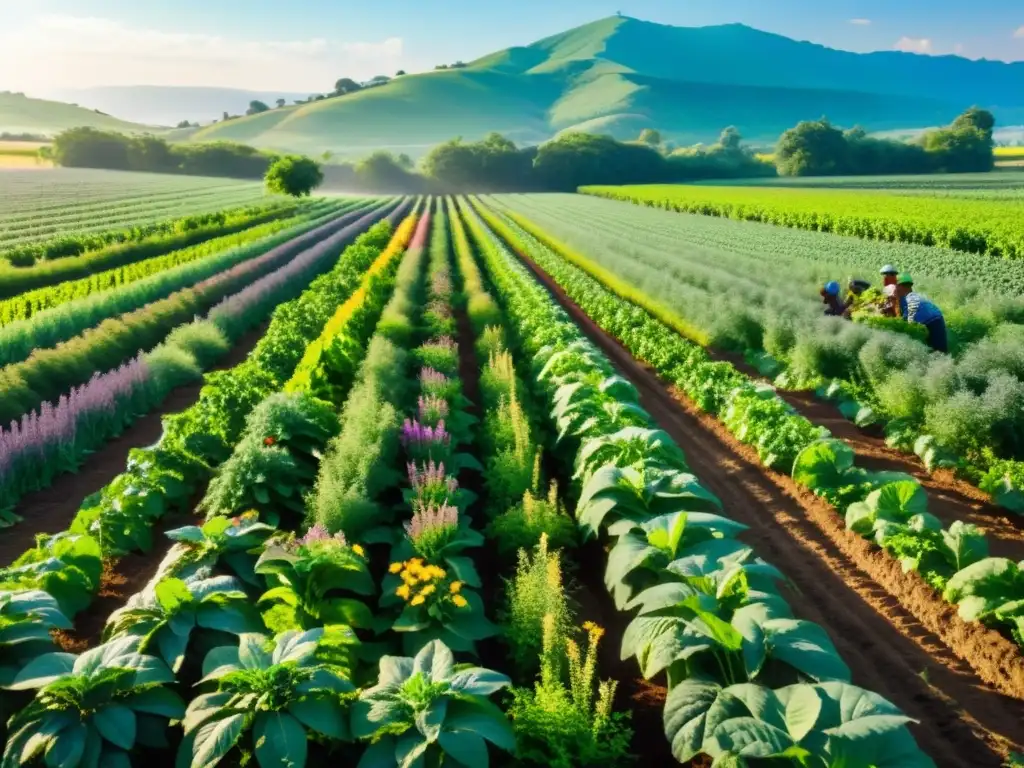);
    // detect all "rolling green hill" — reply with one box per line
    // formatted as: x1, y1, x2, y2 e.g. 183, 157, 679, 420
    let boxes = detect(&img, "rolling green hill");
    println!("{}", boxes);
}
0, 92, 153, 136
190, 16, 1024, 158
10, 15, 1024, 157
